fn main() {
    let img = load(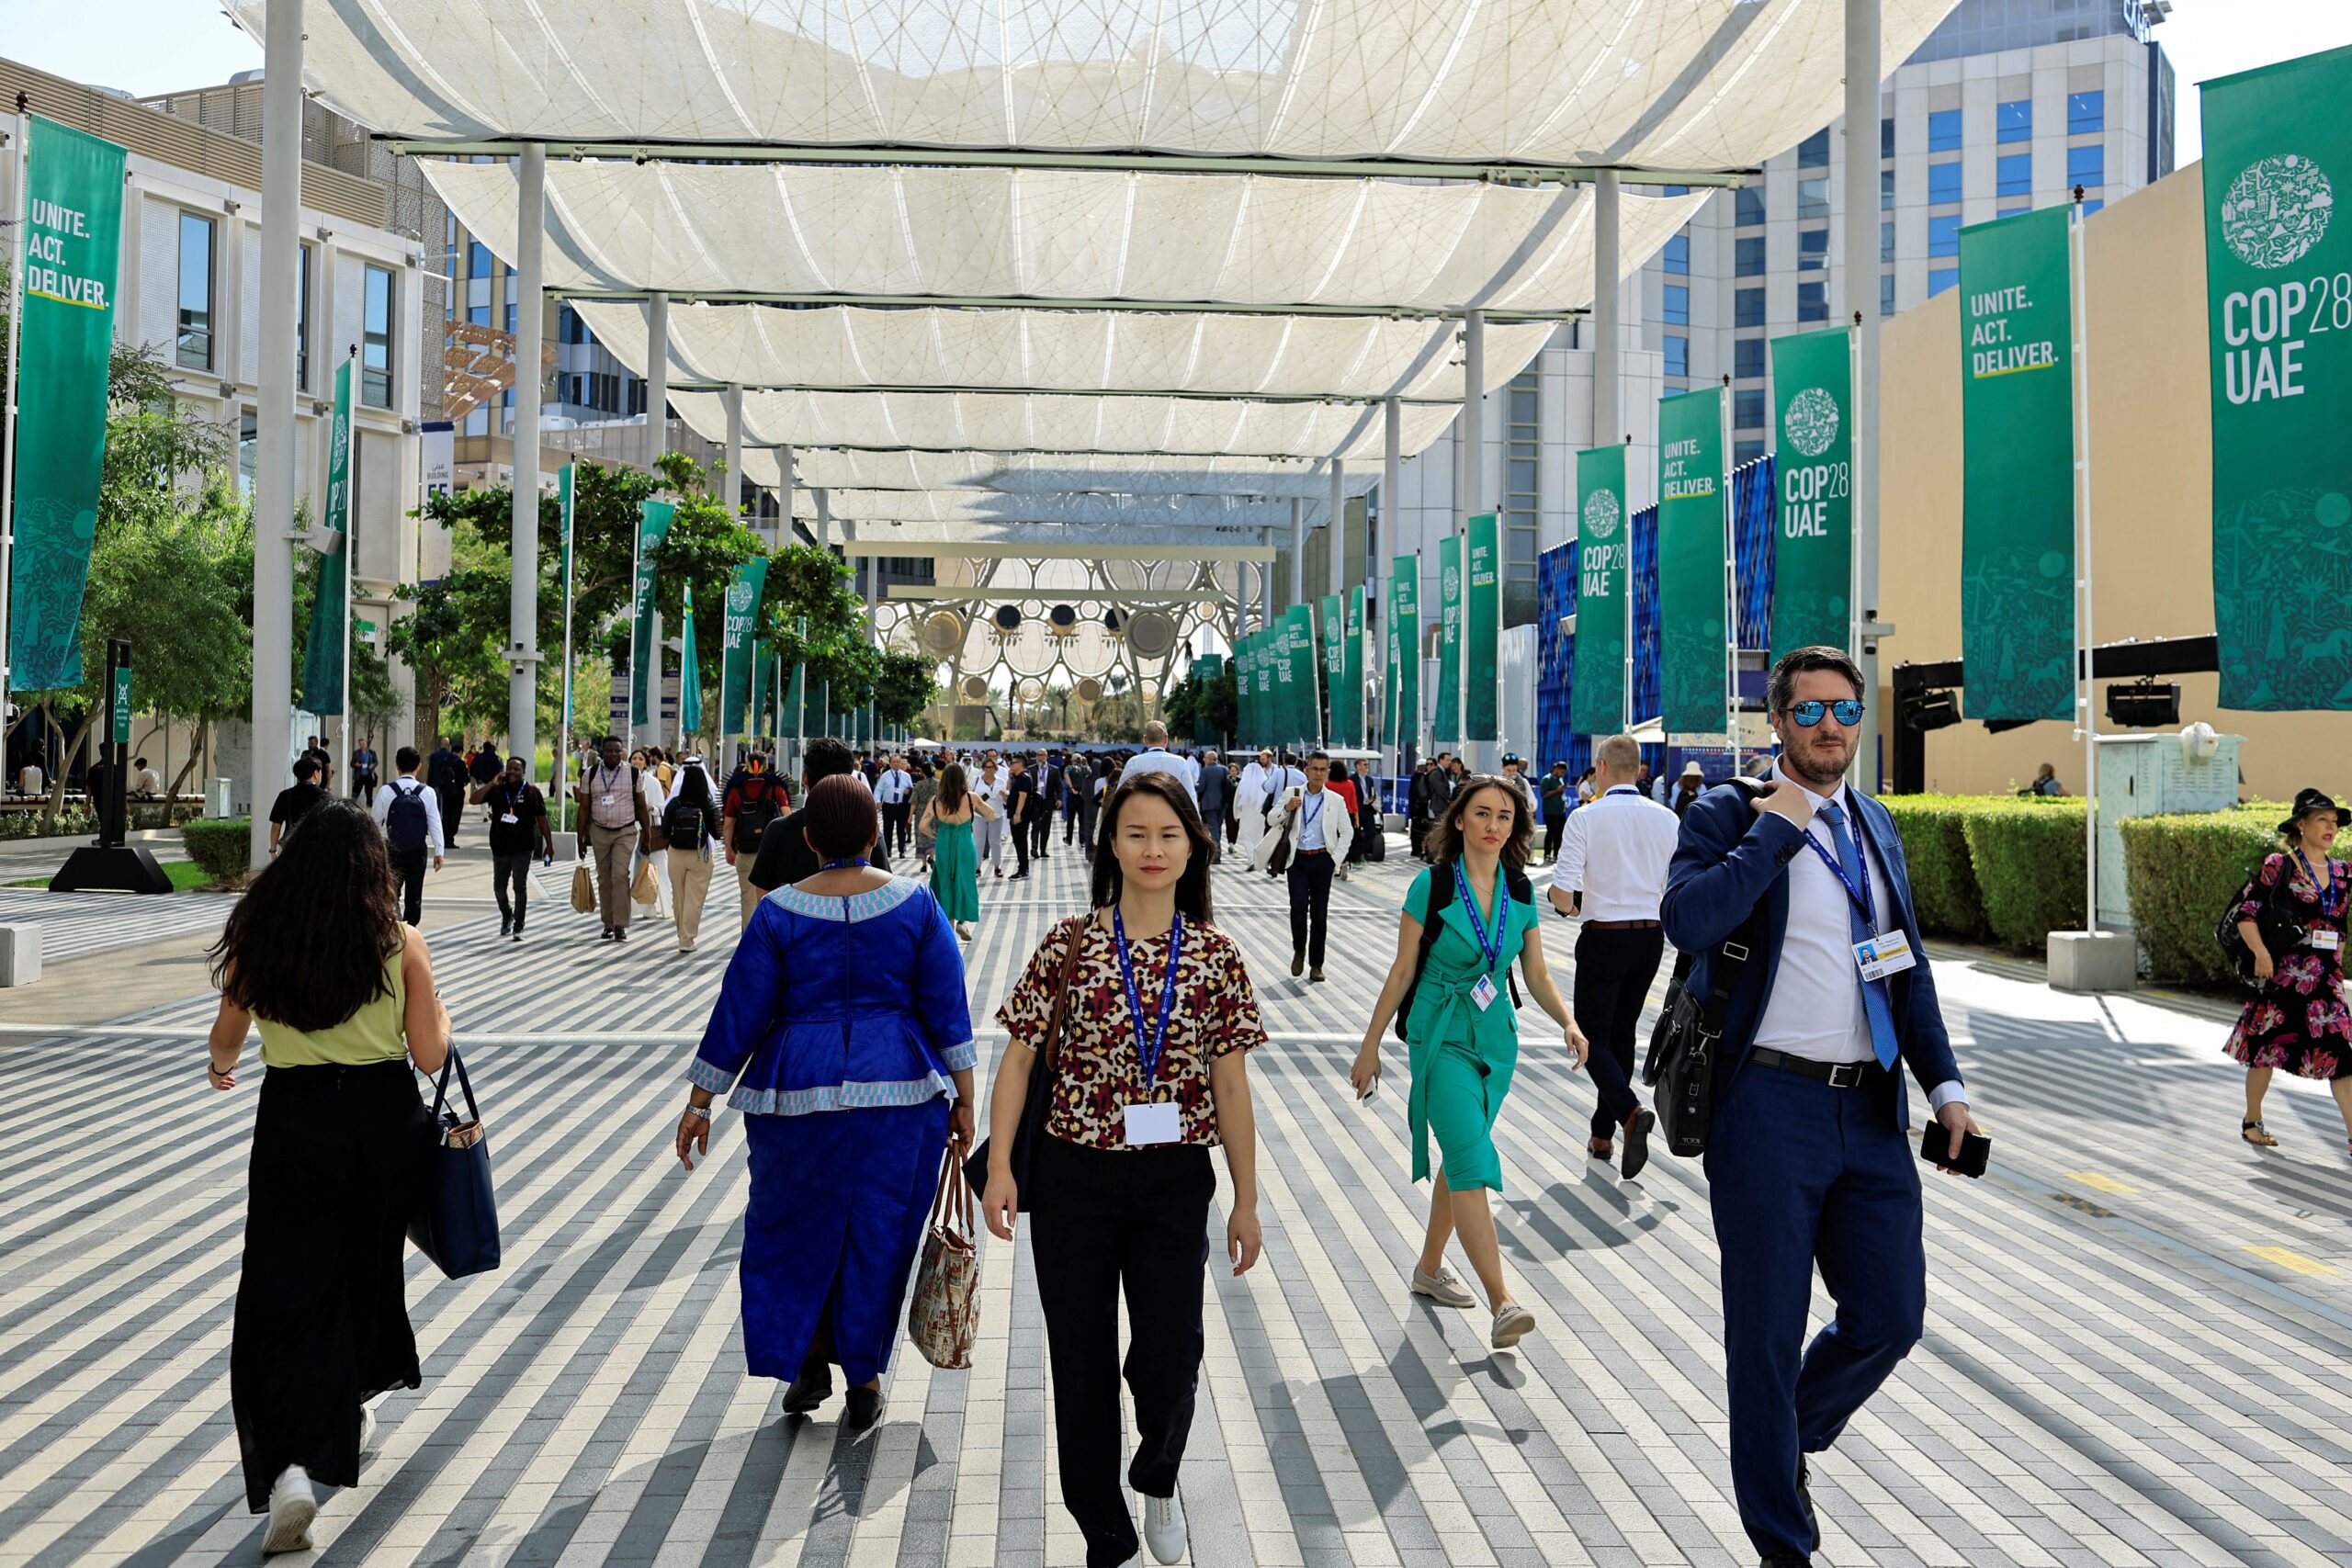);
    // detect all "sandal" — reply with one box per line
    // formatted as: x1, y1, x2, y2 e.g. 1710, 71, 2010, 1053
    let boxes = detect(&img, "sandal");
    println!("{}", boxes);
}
2242, 1120, 2279, 1147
